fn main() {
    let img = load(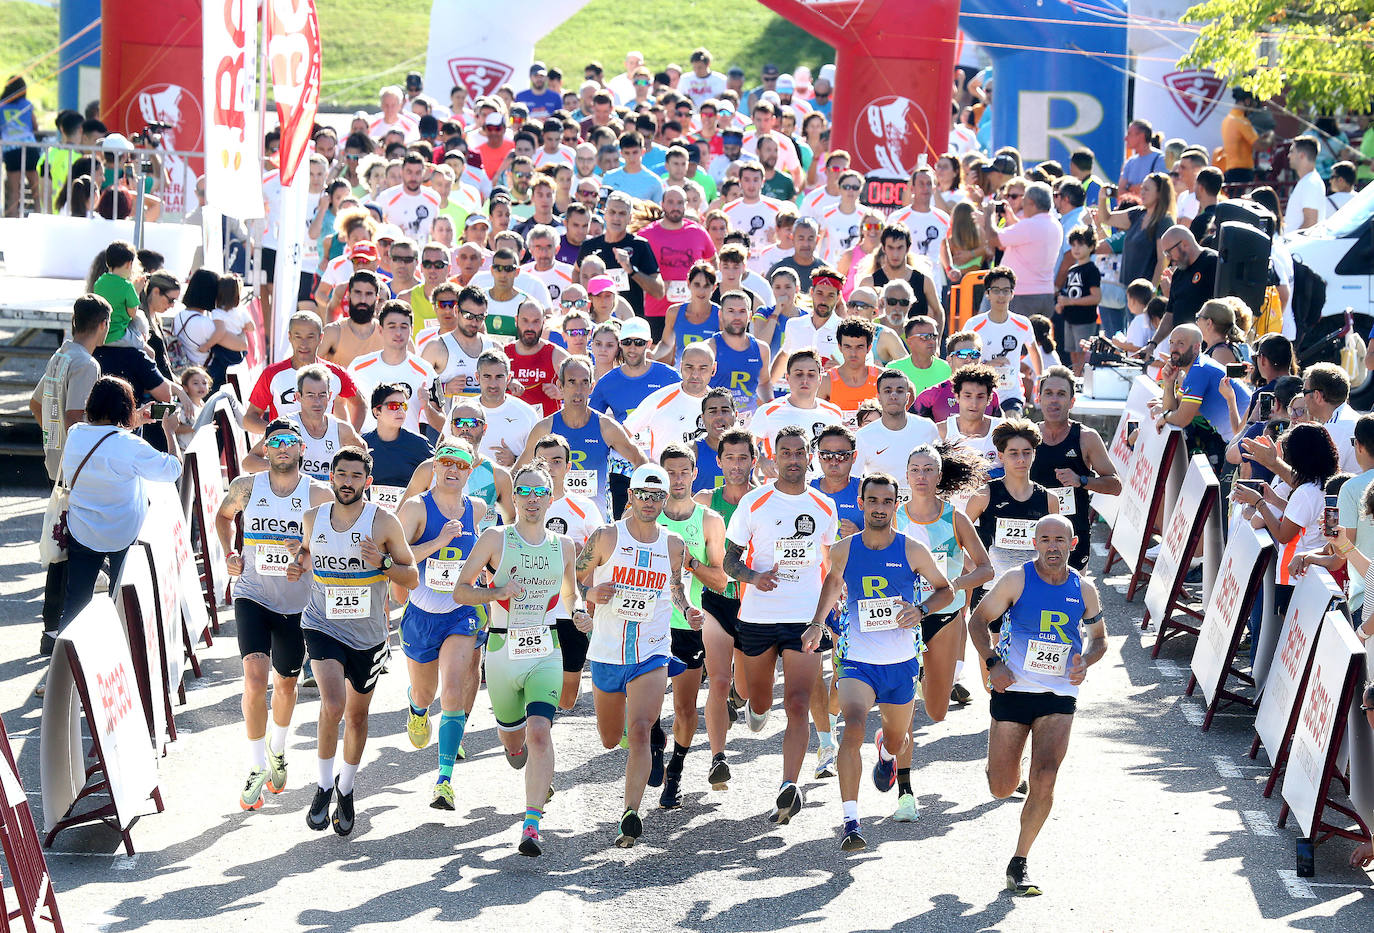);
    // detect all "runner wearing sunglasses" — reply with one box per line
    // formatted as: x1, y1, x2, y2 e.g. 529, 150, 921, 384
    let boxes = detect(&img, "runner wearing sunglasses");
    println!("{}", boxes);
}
395, 439, 488, 810
216, 419, 334, 812
914, 330, 1004, 421
401, 400, 515, 534
452, 463, 589, 857
420, 285, 497, 418
577, 463, 699, 847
